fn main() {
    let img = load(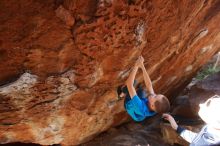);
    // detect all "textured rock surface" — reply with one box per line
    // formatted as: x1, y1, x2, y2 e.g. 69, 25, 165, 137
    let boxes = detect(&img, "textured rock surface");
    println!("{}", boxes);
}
188, 72, 220, 116
0, 0, 220, 145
